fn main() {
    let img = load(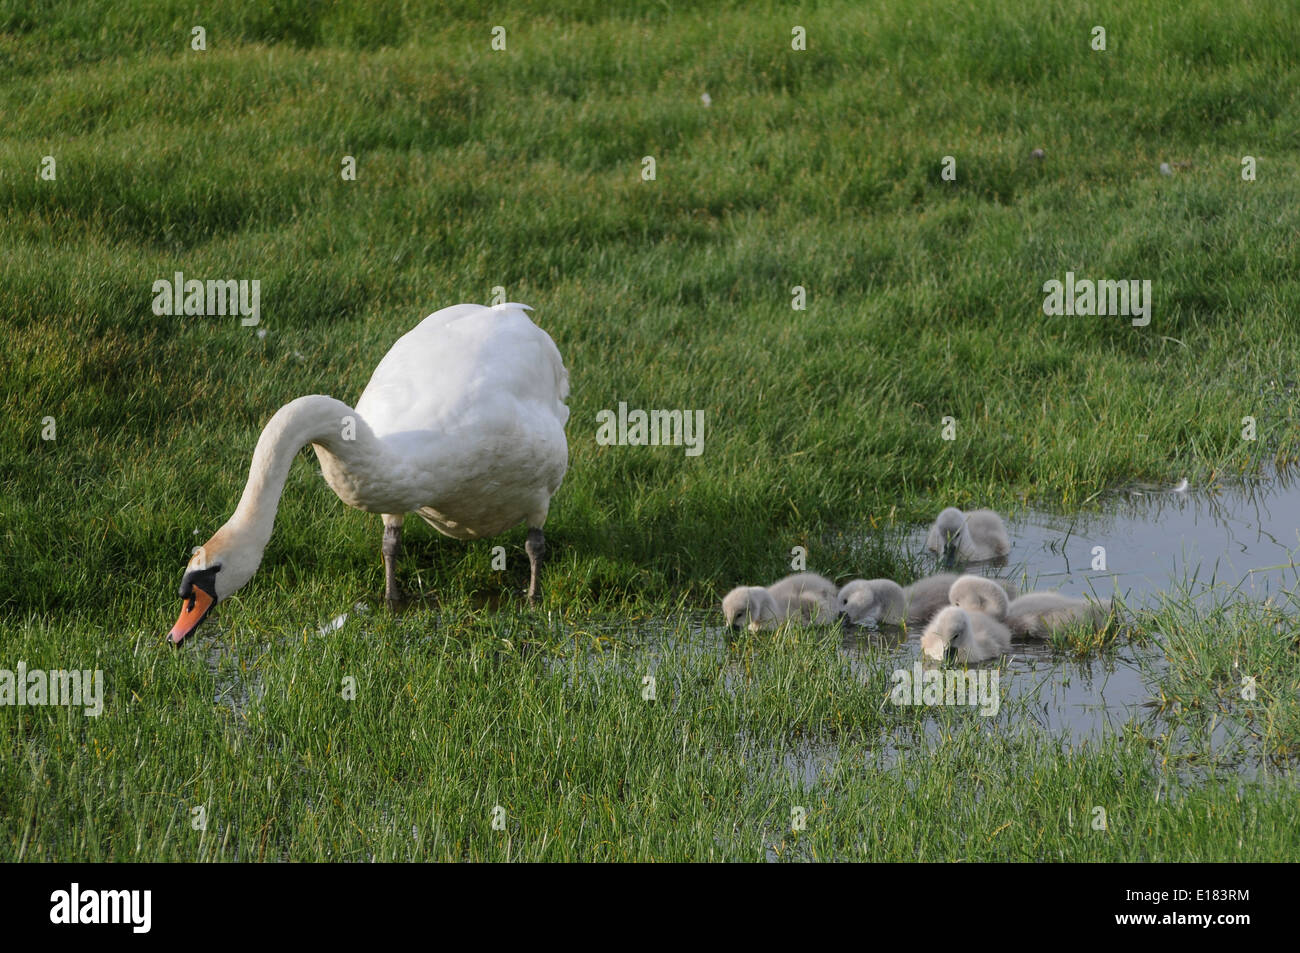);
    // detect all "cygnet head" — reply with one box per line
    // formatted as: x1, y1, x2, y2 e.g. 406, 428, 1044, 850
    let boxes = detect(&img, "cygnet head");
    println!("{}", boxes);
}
921, 606, 970, 660
931, 507, 966, 561
722, 586, 775, 632
948, 575, 1009, 618
837, 579, 902, 627
837, 580, 878, 626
